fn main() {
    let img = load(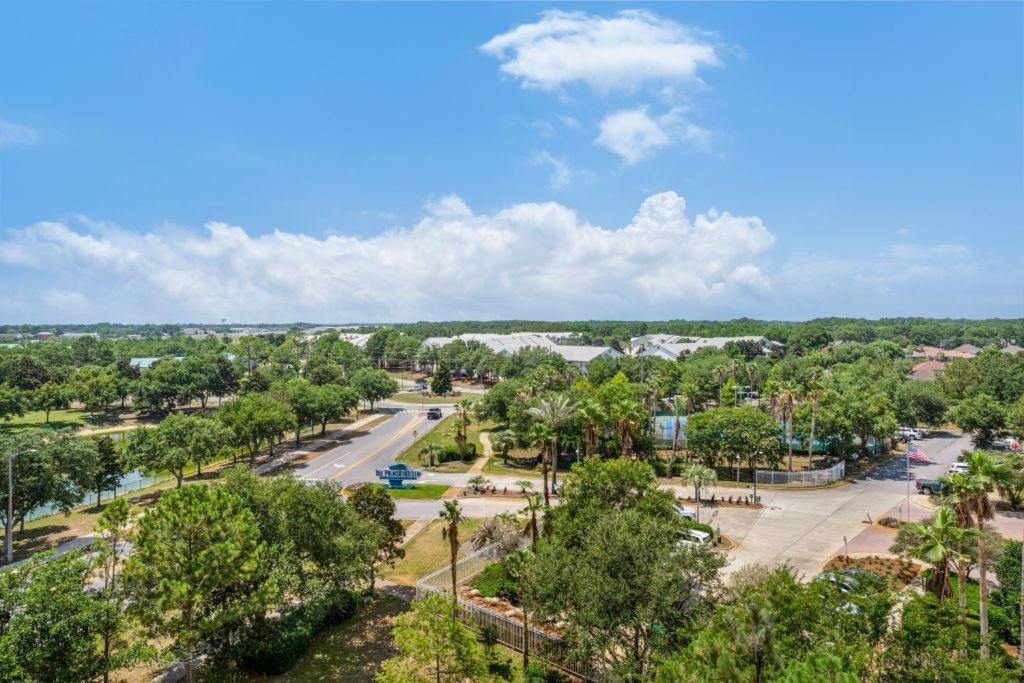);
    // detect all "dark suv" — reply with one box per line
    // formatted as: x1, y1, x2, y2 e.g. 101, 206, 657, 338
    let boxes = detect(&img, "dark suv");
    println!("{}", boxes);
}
915, 478, 948, 495
426, 407, 443, 420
